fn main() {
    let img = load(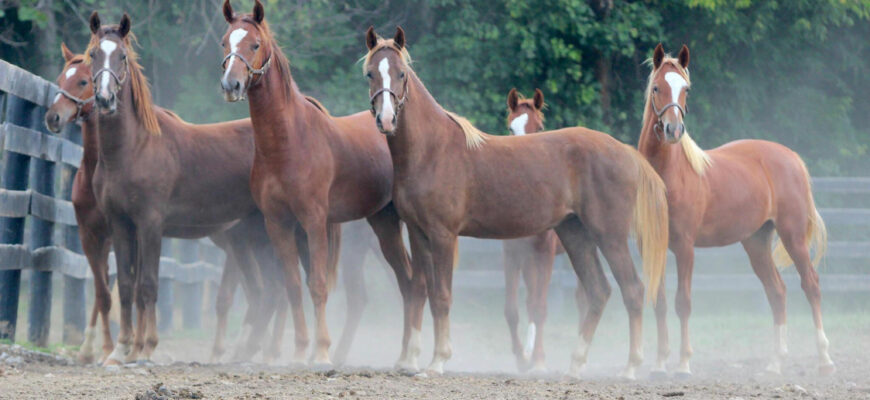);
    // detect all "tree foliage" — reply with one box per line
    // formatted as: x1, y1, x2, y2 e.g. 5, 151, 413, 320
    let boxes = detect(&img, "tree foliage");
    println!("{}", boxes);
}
1, 0, 868, 174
